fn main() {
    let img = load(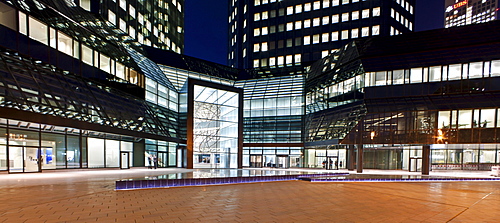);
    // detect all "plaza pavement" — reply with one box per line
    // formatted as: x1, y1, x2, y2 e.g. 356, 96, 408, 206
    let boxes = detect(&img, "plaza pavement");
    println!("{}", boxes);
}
0, 168, 499, 222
